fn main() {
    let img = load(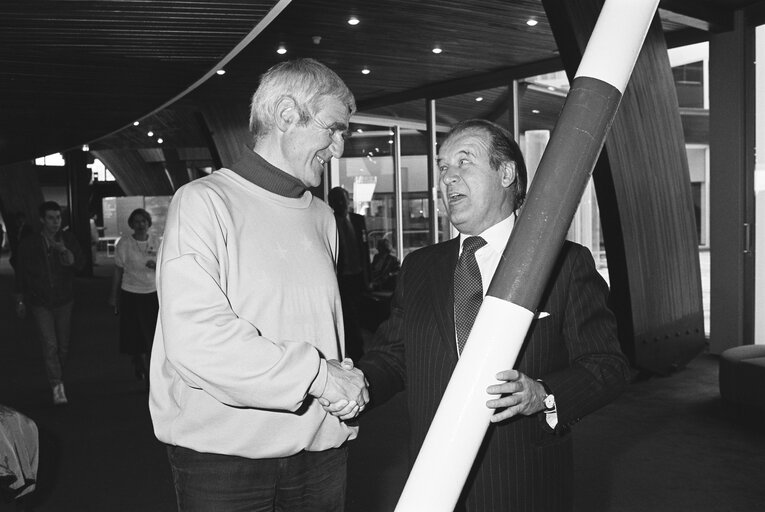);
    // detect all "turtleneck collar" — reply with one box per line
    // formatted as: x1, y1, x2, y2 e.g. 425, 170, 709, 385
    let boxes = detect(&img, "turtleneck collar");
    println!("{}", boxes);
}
229, 148, 307, 198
